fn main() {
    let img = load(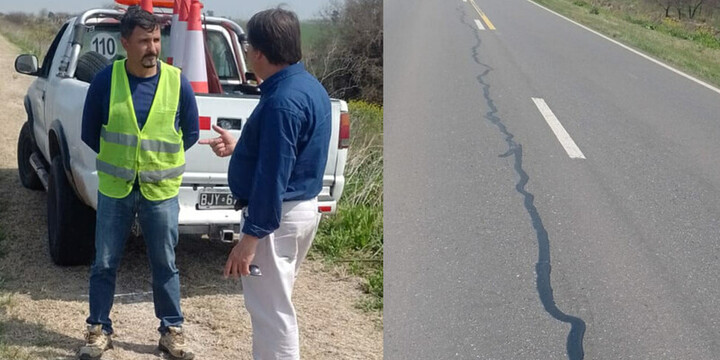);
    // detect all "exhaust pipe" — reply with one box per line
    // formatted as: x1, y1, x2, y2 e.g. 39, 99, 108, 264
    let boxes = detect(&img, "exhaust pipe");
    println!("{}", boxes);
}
220, 229, 235, 243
